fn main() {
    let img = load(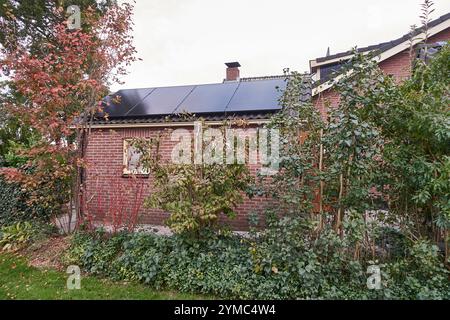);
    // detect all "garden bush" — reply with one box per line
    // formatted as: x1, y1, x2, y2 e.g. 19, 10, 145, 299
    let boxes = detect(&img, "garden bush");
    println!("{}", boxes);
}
0, 221, 56, 252
0, 222, 36, 251
65, 222, 450, 300
0, 176, 50, 226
